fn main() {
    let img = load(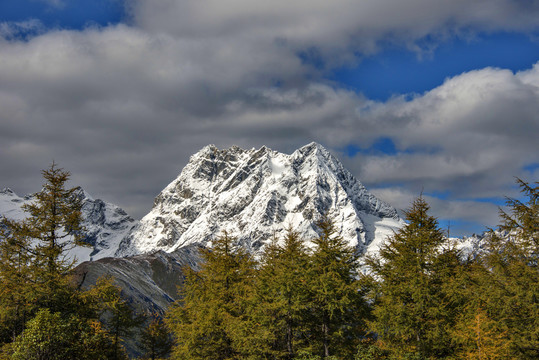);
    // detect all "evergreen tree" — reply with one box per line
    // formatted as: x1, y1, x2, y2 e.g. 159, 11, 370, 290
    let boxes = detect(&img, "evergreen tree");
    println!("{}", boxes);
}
11, 308, 120, 360
23, 162, 85, 275
0, 219, 35, 344
307, 216, 367, 359
476, 179, 538, 359
366, 196, 458, 358
4, 163, 88, 314
166, 231, 257, 360
140, 313, 173, 360
0, 164, 129, 358
452, 306, 512, 359
93, 277, 142, 360
0, 163, 87, 346
255, 228, 311, 359
498, 178, 538, 255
